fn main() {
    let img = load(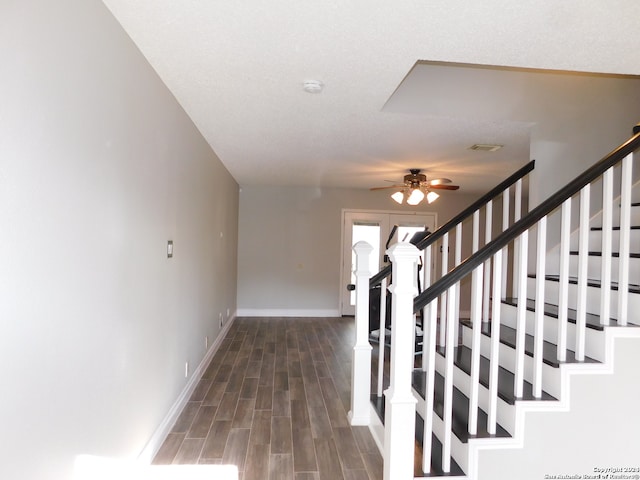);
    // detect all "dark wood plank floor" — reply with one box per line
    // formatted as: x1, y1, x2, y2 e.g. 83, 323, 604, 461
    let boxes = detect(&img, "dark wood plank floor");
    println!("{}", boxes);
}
153, 316, 383, 480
